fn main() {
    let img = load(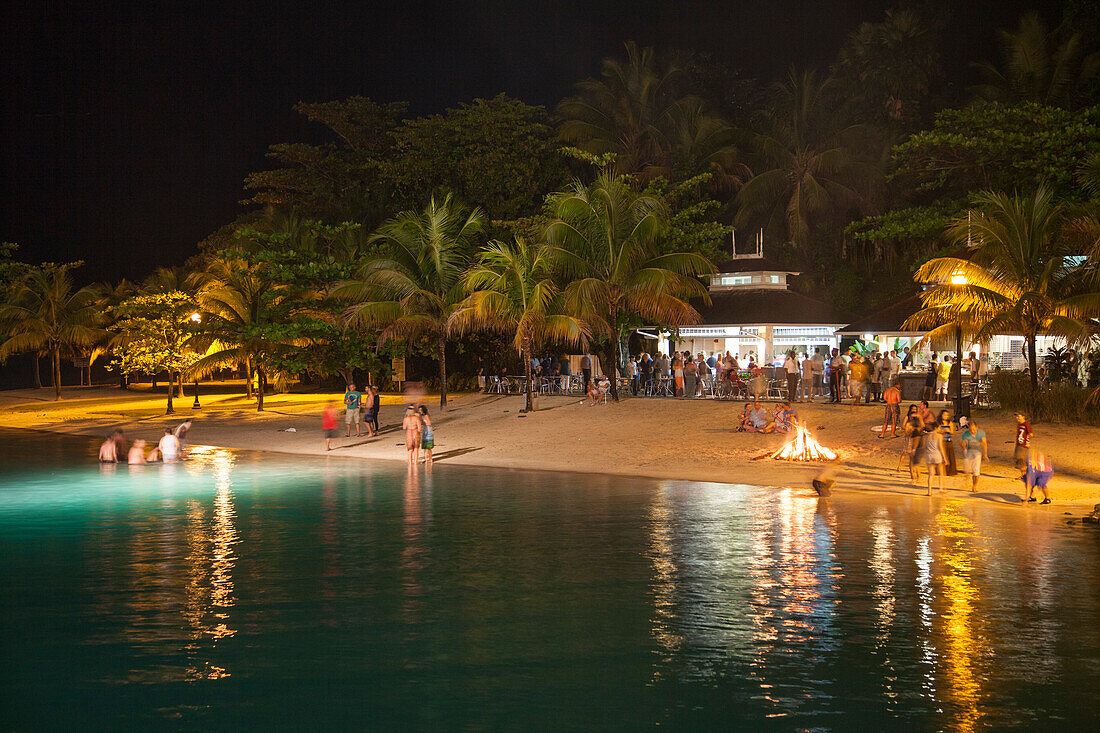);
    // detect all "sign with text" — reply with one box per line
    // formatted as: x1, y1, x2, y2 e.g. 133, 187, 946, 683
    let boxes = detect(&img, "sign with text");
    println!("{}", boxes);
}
391, 357, 406, 382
